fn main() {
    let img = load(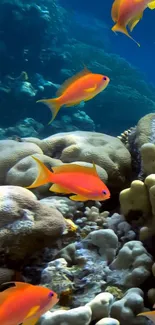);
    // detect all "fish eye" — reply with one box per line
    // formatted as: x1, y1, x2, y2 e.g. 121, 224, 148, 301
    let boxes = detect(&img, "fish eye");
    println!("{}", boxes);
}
103, 76, 107, 81
48, 291, 54, 298
102, 190, 107, 195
